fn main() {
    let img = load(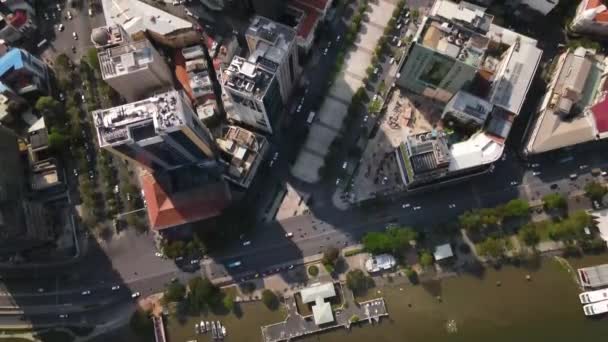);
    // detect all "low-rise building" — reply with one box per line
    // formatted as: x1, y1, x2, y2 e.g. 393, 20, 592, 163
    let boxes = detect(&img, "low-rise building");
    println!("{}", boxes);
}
571, 0, 608, 36
299, 282, 337, 326
30, 159, 61, 191
442, 90, 493, 128
0, 9, 35, 44
524, 47, 608, 155
216, 125, 268, 188
397, 131, 451, 187
0, 47, 50, 99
